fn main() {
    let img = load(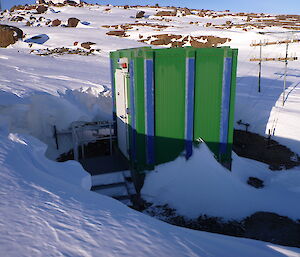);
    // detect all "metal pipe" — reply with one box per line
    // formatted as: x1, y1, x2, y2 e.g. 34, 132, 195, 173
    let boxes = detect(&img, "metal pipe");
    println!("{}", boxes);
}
283, 43, 289, 106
